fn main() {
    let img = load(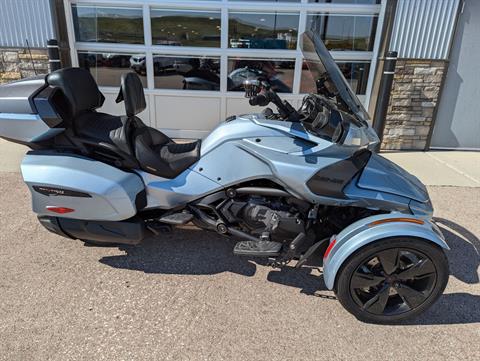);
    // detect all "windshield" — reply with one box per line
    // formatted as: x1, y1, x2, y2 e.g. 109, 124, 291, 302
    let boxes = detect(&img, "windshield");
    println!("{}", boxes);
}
300, 31, 370, 124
